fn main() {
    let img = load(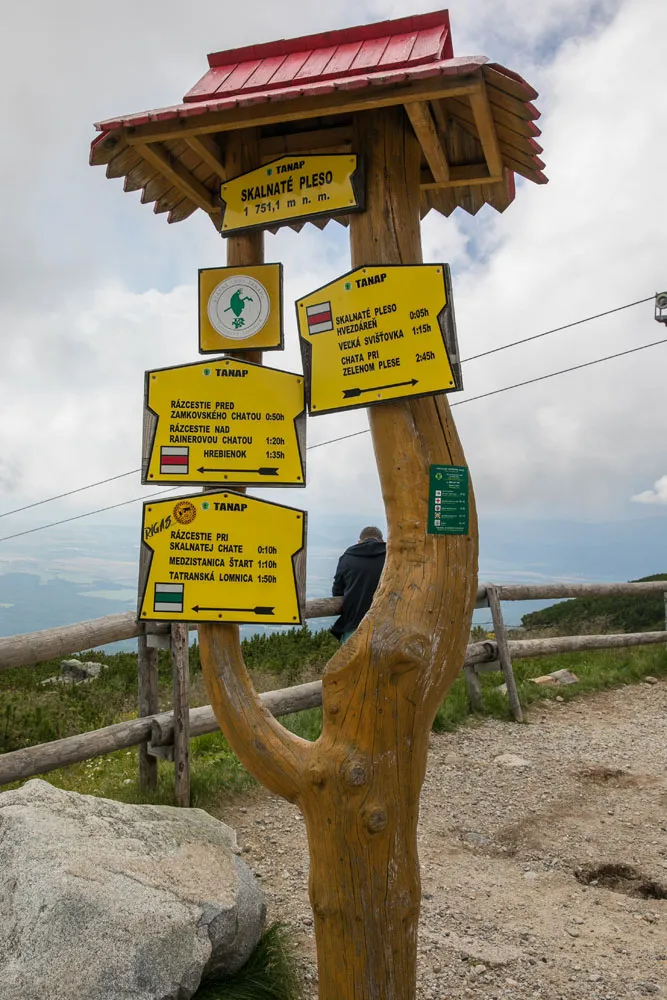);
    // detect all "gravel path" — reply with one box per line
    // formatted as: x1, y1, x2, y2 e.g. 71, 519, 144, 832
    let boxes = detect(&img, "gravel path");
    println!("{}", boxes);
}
219, 680, 667, 998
